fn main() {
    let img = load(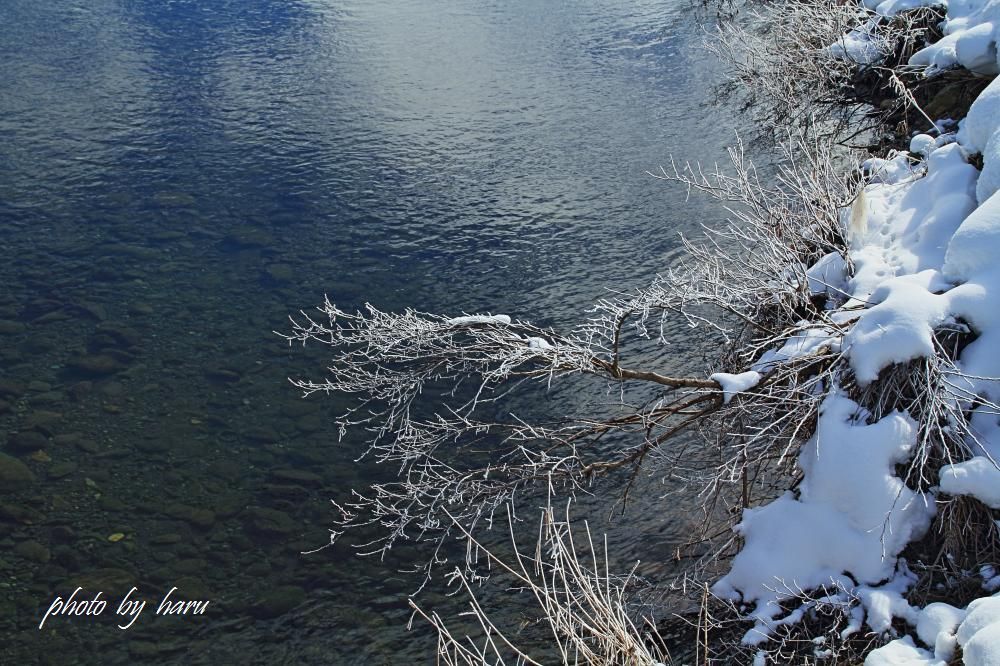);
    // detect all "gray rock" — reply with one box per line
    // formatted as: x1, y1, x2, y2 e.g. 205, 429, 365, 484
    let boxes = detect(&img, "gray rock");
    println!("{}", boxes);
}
127, 302, 154, 316
14, 540, 50, 563
47, 462, 77, 480
24, 410, 61, 434
174, 576, 211, 600
222, 227, 274, 250
135, 438, 170, 454
68, 354, 126, 376
251, 585, 306, 619
0, 503, 43, 523
0, 452, 35, 491
49, 526, 76, 544
295, 415, 324, 434
244, 507, 298, 537
0, 320, 26, 335
51, 548, 80, 571
205, 368, 241, 383
264, 263, 295, 283
269, 469, 323, 487
98, 495, 126, 512
0, 379, 25, 398
6, 431, 47, 453
70, 567, 135, 596
242, 427, 279, 443
150, 533, 183, 545
163, 503, 216, 528
171, 558, 207, 575
95, 324, 141, 348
